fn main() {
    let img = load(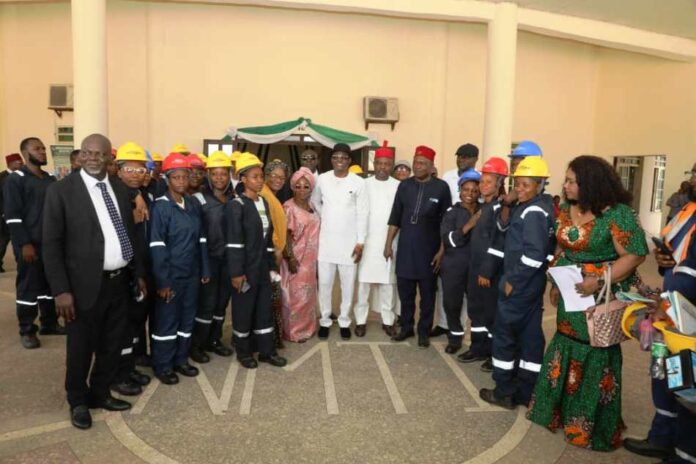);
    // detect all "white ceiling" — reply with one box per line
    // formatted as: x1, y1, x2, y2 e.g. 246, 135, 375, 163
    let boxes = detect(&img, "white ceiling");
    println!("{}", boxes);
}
485, 0, 696, 40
